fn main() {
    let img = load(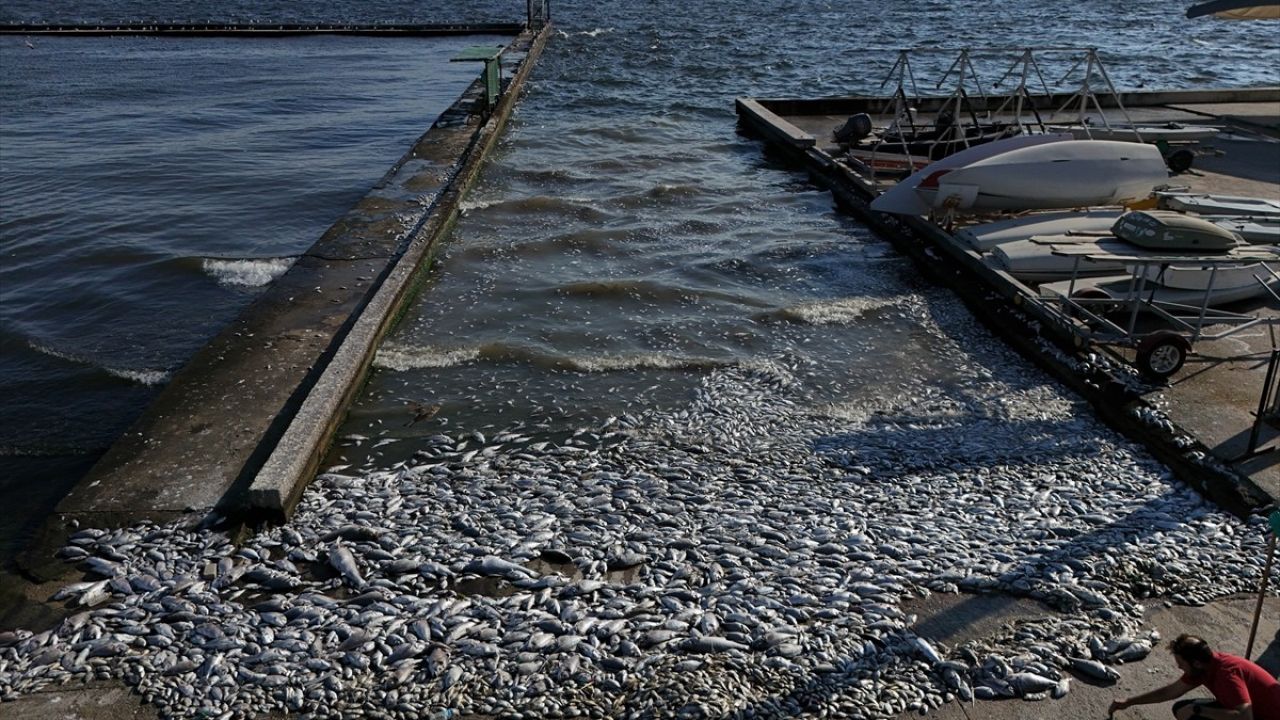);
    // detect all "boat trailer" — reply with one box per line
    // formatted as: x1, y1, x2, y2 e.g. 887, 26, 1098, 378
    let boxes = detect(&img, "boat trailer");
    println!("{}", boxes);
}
1041, 248, 1280, 379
